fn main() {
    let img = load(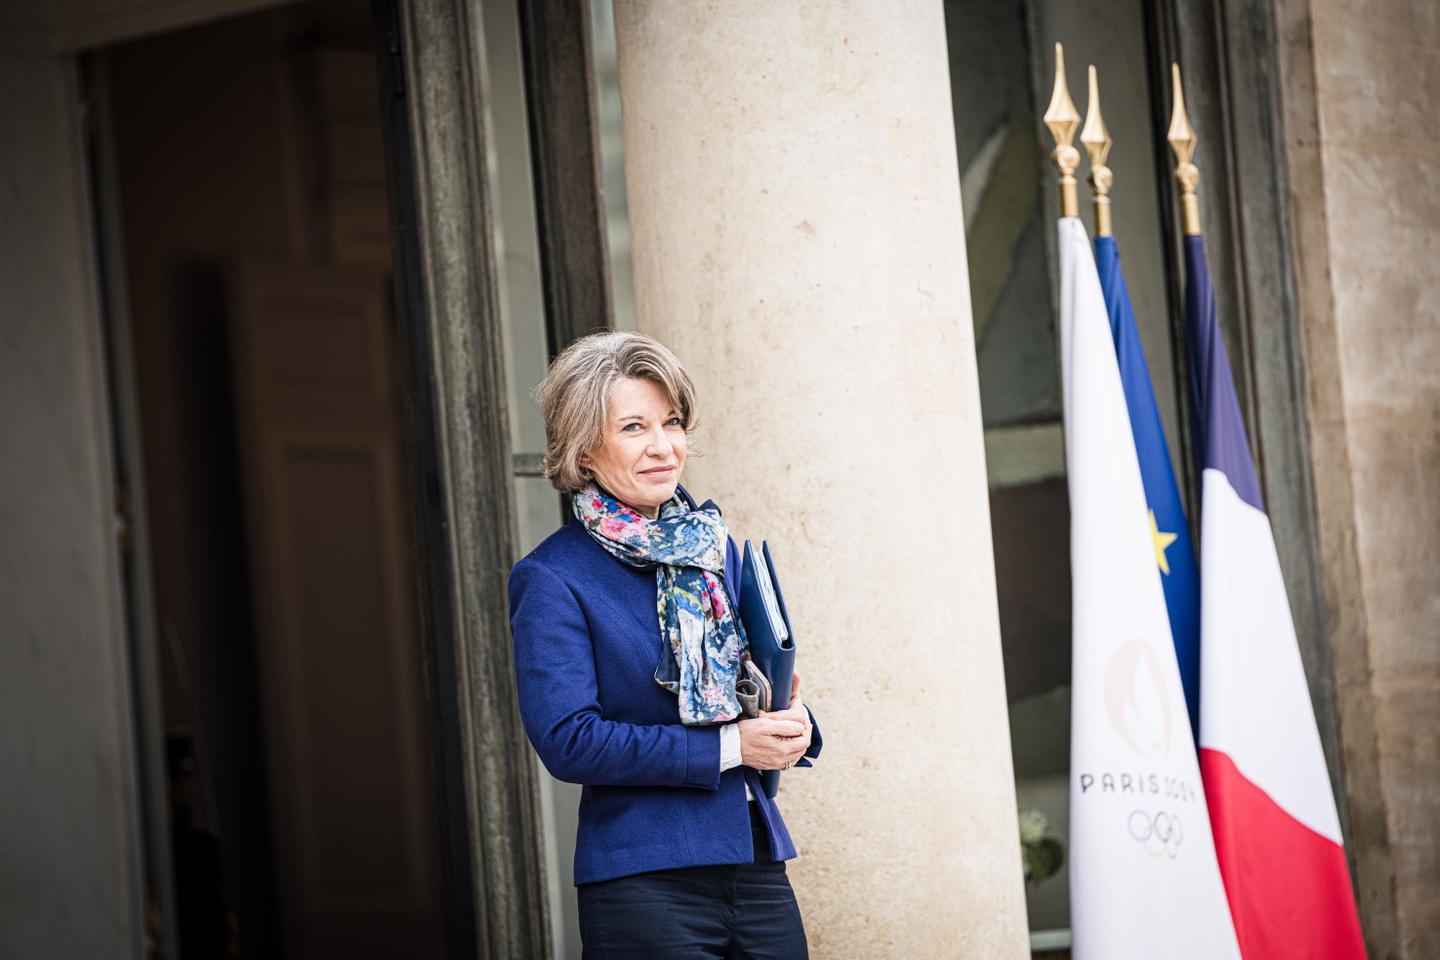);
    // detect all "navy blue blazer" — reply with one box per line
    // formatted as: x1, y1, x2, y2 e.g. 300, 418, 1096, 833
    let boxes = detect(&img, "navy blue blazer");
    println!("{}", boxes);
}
508, 493, 822, 885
